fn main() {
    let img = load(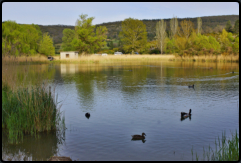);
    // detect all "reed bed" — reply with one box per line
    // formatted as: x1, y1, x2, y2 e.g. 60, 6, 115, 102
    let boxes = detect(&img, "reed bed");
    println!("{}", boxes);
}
172, 54, 239, 63
192, 130, 239, 161
2, 81, 63, 144
2, 56, 64, 144
2, 54, 50, 64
